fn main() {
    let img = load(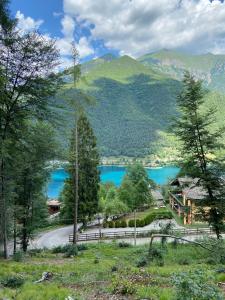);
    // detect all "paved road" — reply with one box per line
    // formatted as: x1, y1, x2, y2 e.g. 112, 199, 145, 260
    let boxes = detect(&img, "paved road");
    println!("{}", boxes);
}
30, 219, 183, 249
